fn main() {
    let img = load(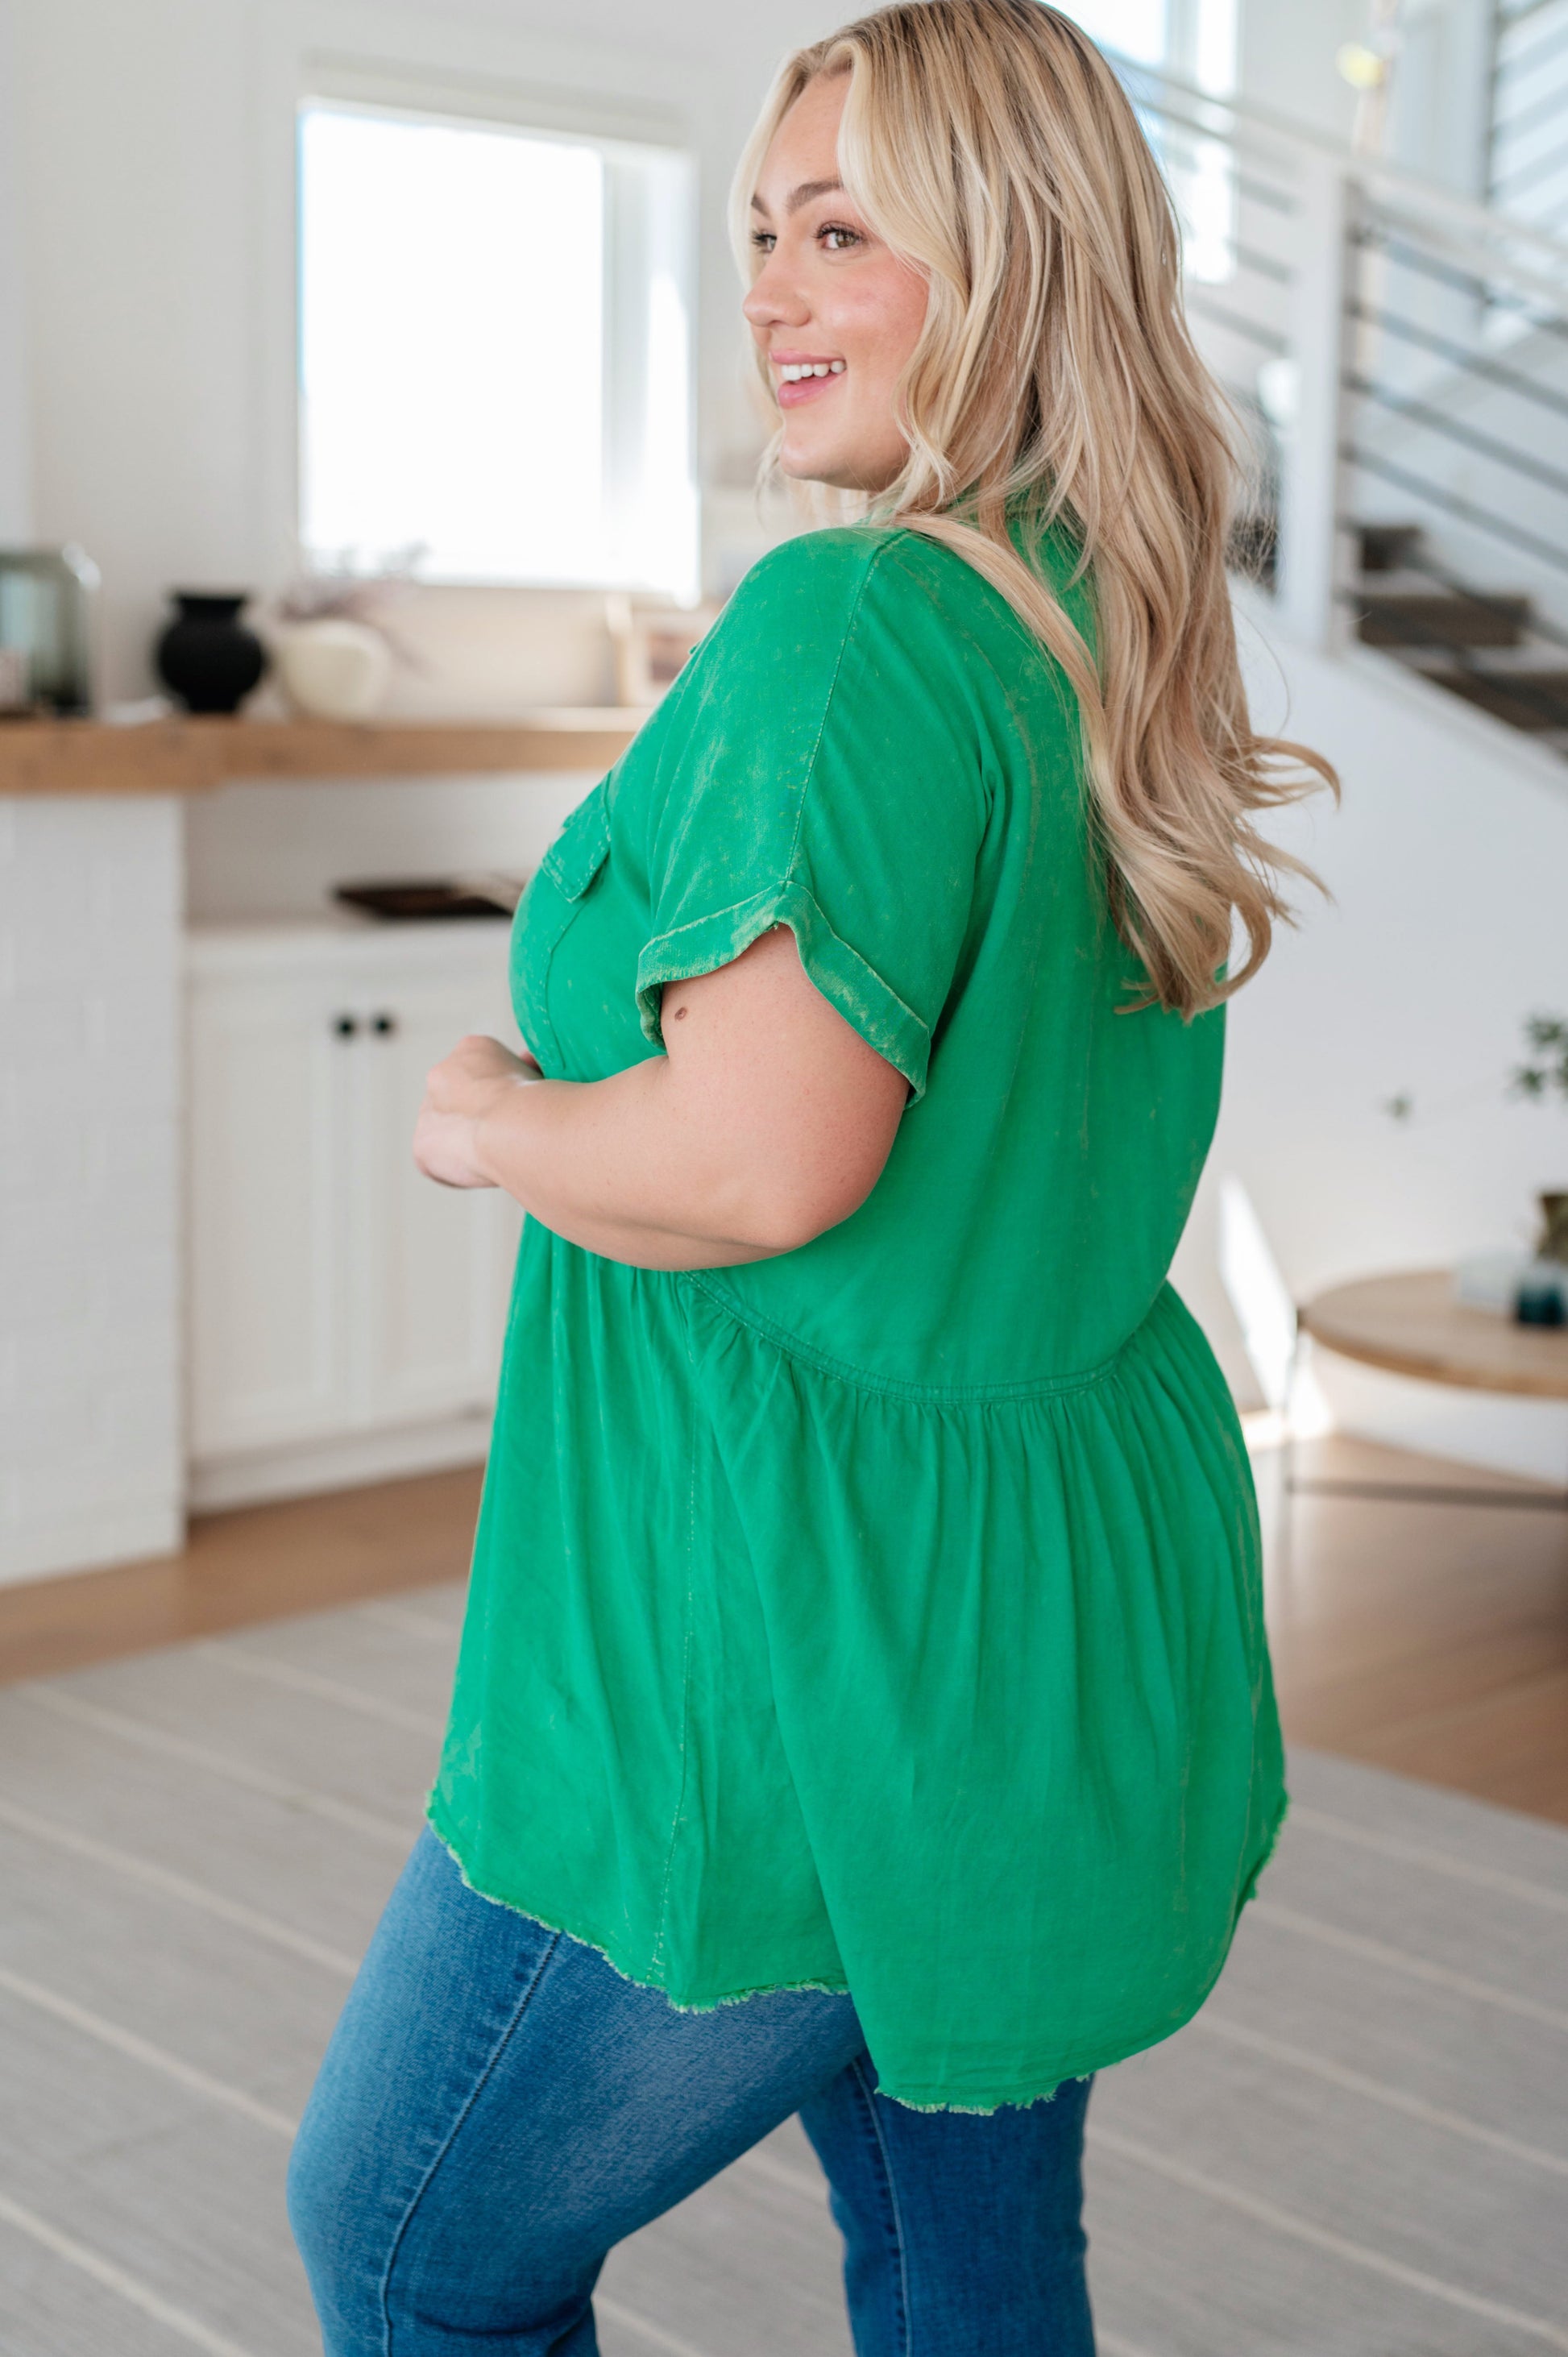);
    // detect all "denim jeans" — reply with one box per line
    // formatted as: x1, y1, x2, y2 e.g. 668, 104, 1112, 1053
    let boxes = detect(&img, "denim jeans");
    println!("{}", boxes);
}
288, 1828, 1096, 2355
